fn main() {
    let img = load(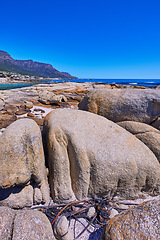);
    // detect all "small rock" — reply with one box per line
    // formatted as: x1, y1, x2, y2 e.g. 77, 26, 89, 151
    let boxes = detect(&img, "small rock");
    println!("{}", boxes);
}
34, 108, 45, 113
0, 93, 5, 111
118, 204, 129, 210
16, 110, 27, 115
39, 90, 67, 105
55, 215, 74, 240
33, 187, 43, 205
6, 110, 15, 115
27, 112, 35, 117
0, 128, 5, 133
0, 114, 17, 128
23, 101, 33, 109
87, 207, 96, 219
109, 209, 119, 219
